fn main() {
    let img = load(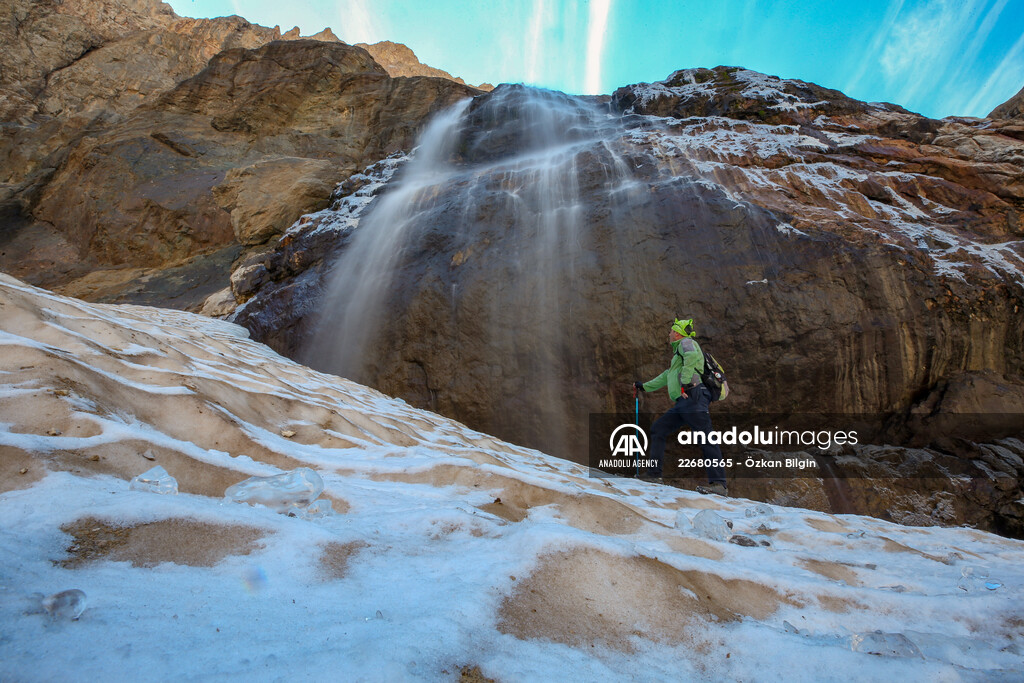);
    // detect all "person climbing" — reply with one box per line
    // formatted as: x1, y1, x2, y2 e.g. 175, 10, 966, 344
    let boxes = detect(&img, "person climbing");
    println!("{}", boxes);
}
632, 318, 729, 496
